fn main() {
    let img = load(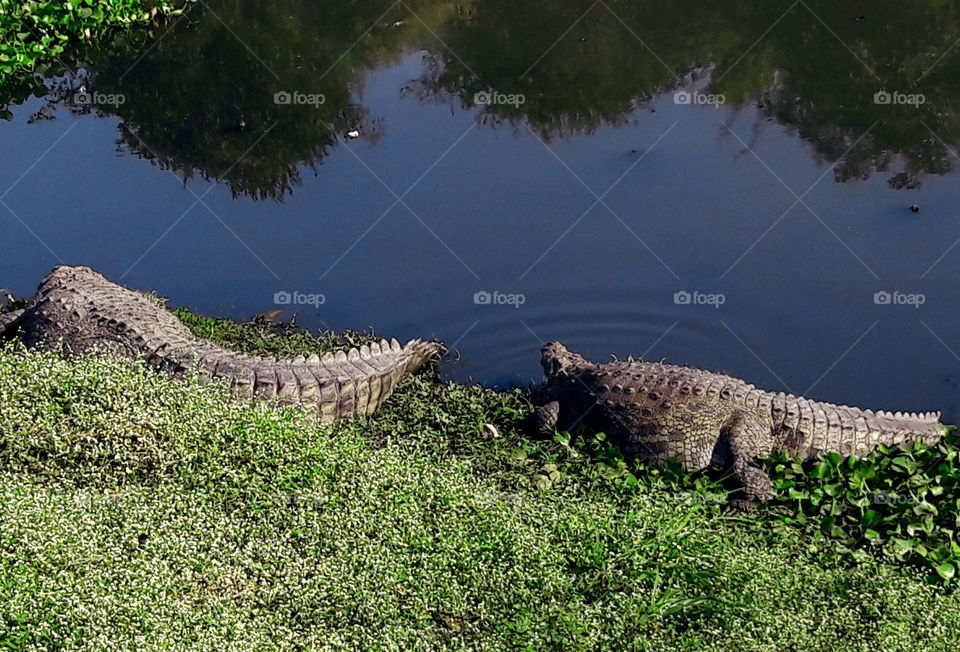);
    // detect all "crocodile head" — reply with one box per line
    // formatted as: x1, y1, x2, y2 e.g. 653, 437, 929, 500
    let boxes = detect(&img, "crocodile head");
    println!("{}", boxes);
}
541, 341, 587, 378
